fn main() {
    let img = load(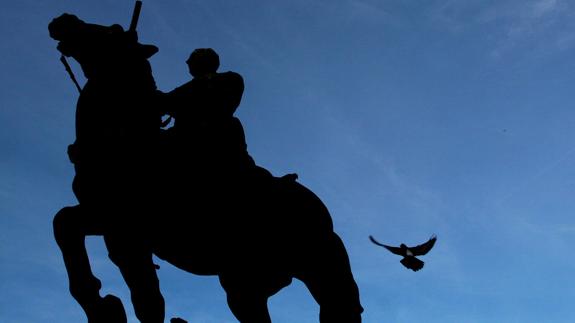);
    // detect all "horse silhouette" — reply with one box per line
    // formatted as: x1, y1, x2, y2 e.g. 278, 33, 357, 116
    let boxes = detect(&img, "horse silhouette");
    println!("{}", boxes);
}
50, 9, 363, 323
154, 172, 363, 322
